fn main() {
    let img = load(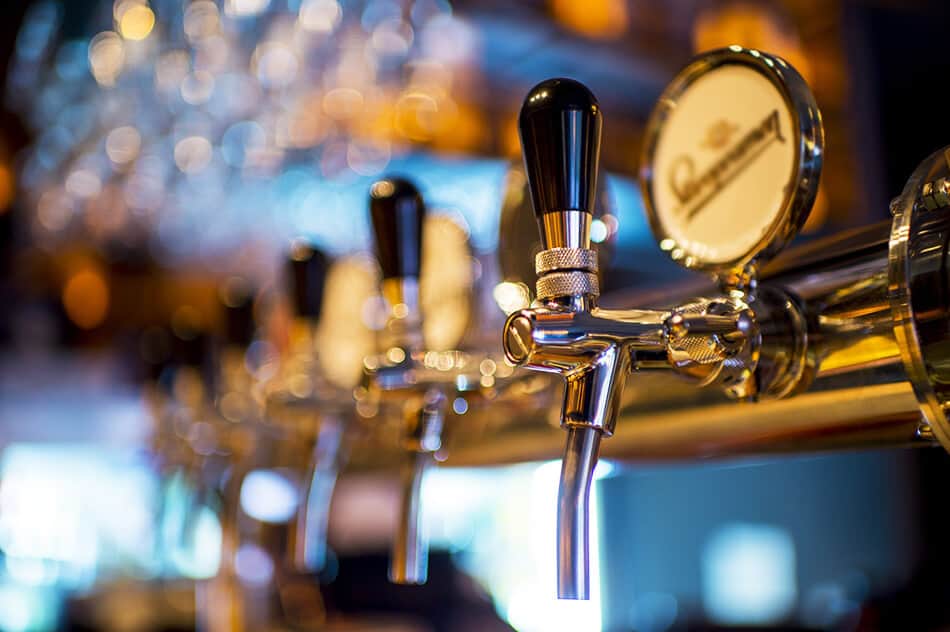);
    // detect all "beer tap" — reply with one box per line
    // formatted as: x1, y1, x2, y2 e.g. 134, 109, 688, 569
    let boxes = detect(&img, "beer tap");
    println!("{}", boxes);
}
365, 177, 434, 586
503, 48, 823, 599
362, 176, 511, 585
275, 242, 348, 574
160, 323, 224, 570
